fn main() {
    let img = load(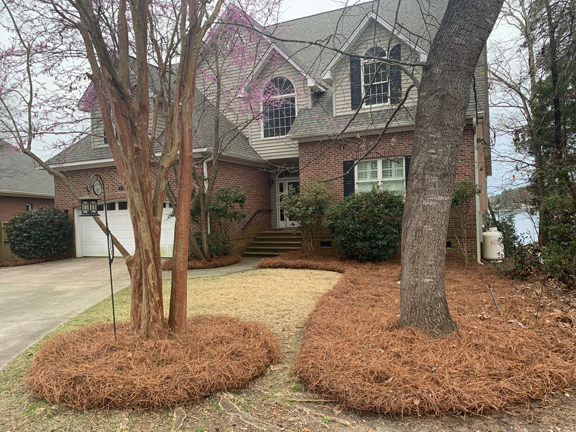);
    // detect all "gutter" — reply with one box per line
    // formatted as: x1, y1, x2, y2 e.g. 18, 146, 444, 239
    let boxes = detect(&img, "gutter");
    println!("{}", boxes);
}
203, 156, 213, 235
0, 190, 54, 199
473, 117, 483, 265
46, 148, 209, 170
